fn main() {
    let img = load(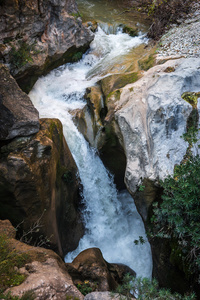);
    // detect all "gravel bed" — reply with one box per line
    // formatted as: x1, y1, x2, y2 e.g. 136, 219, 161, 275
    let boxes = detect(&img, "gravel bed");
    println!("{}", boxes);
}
157, 3, 200, 58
